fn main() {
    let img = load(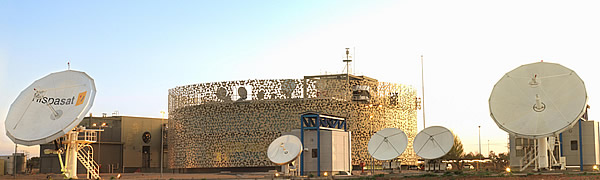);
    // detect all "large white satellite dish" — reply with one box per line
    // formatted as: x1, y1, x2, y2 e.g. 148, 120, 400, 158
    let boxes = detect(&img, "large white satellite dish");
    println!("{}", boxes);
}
5, 70, 96, 146
267, 135, 303, 165
368, 128, 408, 161
413, 126, 454, 160
489, 62, 587, 137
